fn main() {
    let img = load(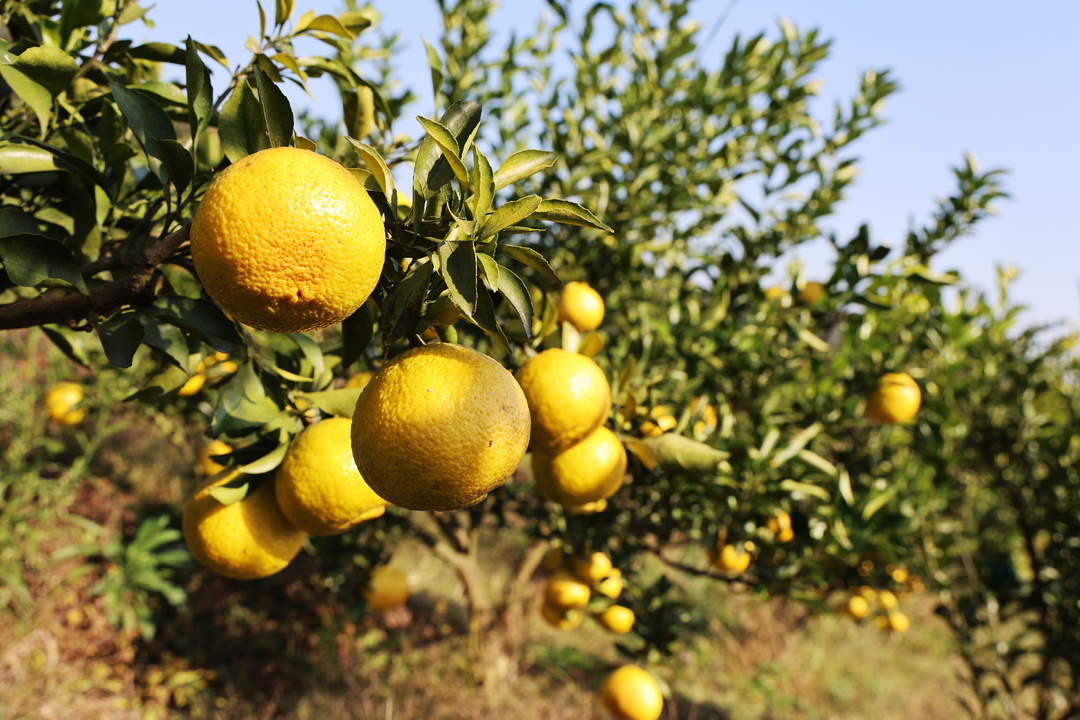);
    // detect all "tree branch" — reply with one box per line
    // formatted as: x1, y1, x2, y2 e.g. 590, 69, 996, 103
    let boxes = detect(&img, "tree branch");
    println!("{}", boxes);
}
0, 224, 190, 331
